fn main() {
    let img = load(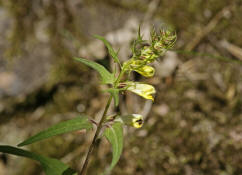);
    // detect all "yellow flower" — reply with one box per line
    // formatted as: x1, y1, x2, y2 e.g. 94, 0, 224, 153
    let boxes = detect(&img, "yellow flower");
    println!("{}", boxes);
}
131, 114, 144, 128
124, 59, 155, 77
126, 82, 156, 101
118, 114, 144, 128
134, 65, 155, 77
